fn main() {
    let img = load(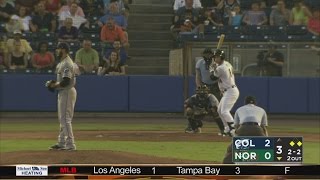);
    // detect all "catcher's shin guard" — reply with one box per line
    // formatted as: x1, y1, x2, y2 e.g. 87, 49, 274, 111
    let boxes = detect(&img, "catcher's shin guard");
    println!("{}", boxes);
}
188, 118, 201, 131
